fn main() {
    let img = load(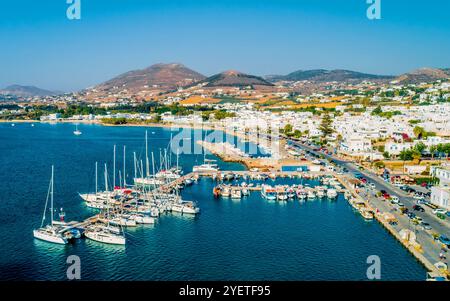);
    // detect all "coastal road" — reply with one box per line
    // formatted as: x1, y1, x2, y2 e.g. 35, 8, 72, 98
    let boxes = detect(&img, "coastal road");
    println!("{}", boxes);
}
286, 139, 450, 237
